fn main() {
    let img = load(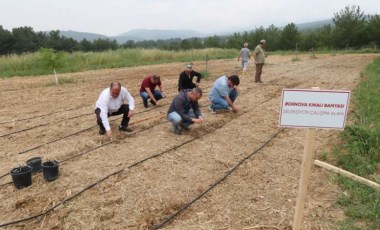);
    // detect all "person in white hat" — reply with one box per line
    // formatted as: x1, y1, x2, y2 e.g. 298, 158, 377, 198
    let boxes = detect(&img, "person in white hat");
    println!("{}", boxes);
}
237, 42, 250, 76
253, 39, 266, 83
